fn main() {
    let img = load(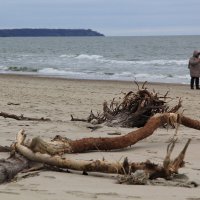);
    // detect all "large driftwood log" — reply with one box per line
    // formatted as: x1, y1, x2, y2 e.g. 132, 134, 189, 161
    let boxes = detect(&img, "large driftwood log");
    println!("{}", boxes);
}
27, 113, 199, 155
30, 113, 169, 154
15, 130, 191, 181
